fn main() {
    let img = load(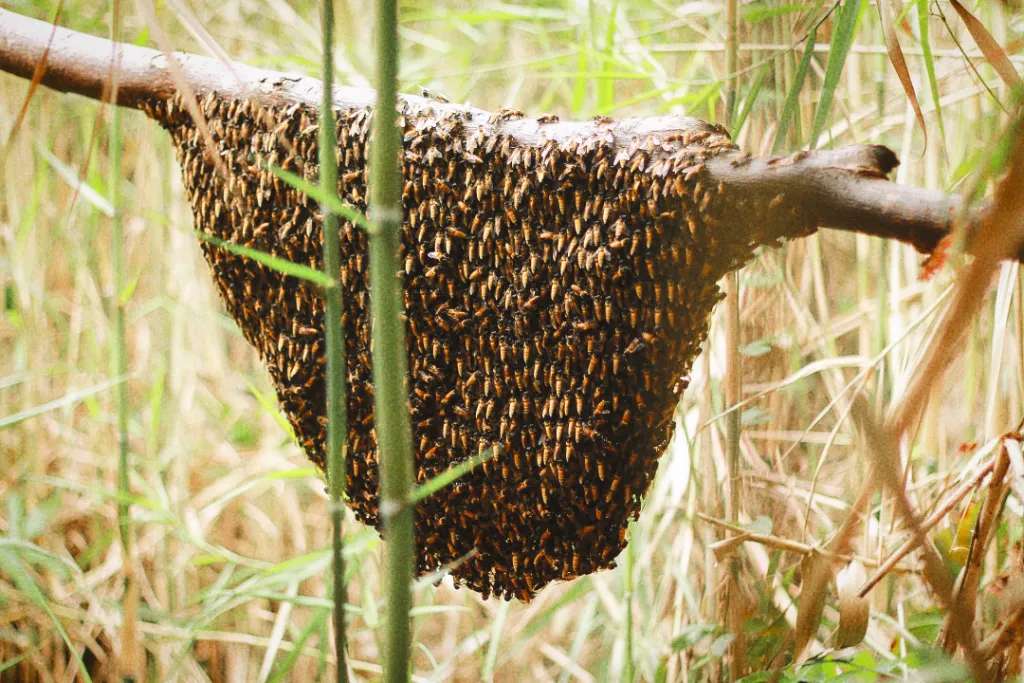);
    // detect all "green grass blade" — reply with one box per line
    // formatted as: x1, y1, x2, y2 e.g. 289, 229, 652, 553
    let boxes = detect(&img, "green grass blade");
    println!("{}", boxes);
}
195, 232, 335, 288
772, 24, 817, 152
809, 0, 863, 148
408, 446, 497, 504
0, 549, 92, 682
596, 0, 619, 111
731, 65, 768, 139
916, 0, 947, 150
35, 144, 113, 217
481, 600, 510, 681
0, 377, 126, 430
743, 2, 806, 23
268, 164, 373, 232
266, 607, 331, 683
